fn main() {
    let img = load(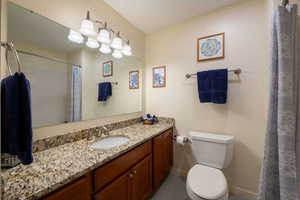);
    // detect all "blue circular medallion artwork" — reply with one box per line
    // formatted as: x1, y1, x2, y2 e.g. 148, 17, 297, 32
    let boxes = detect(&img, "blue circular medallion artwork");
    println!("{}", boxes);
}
201, 38, 221, 57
